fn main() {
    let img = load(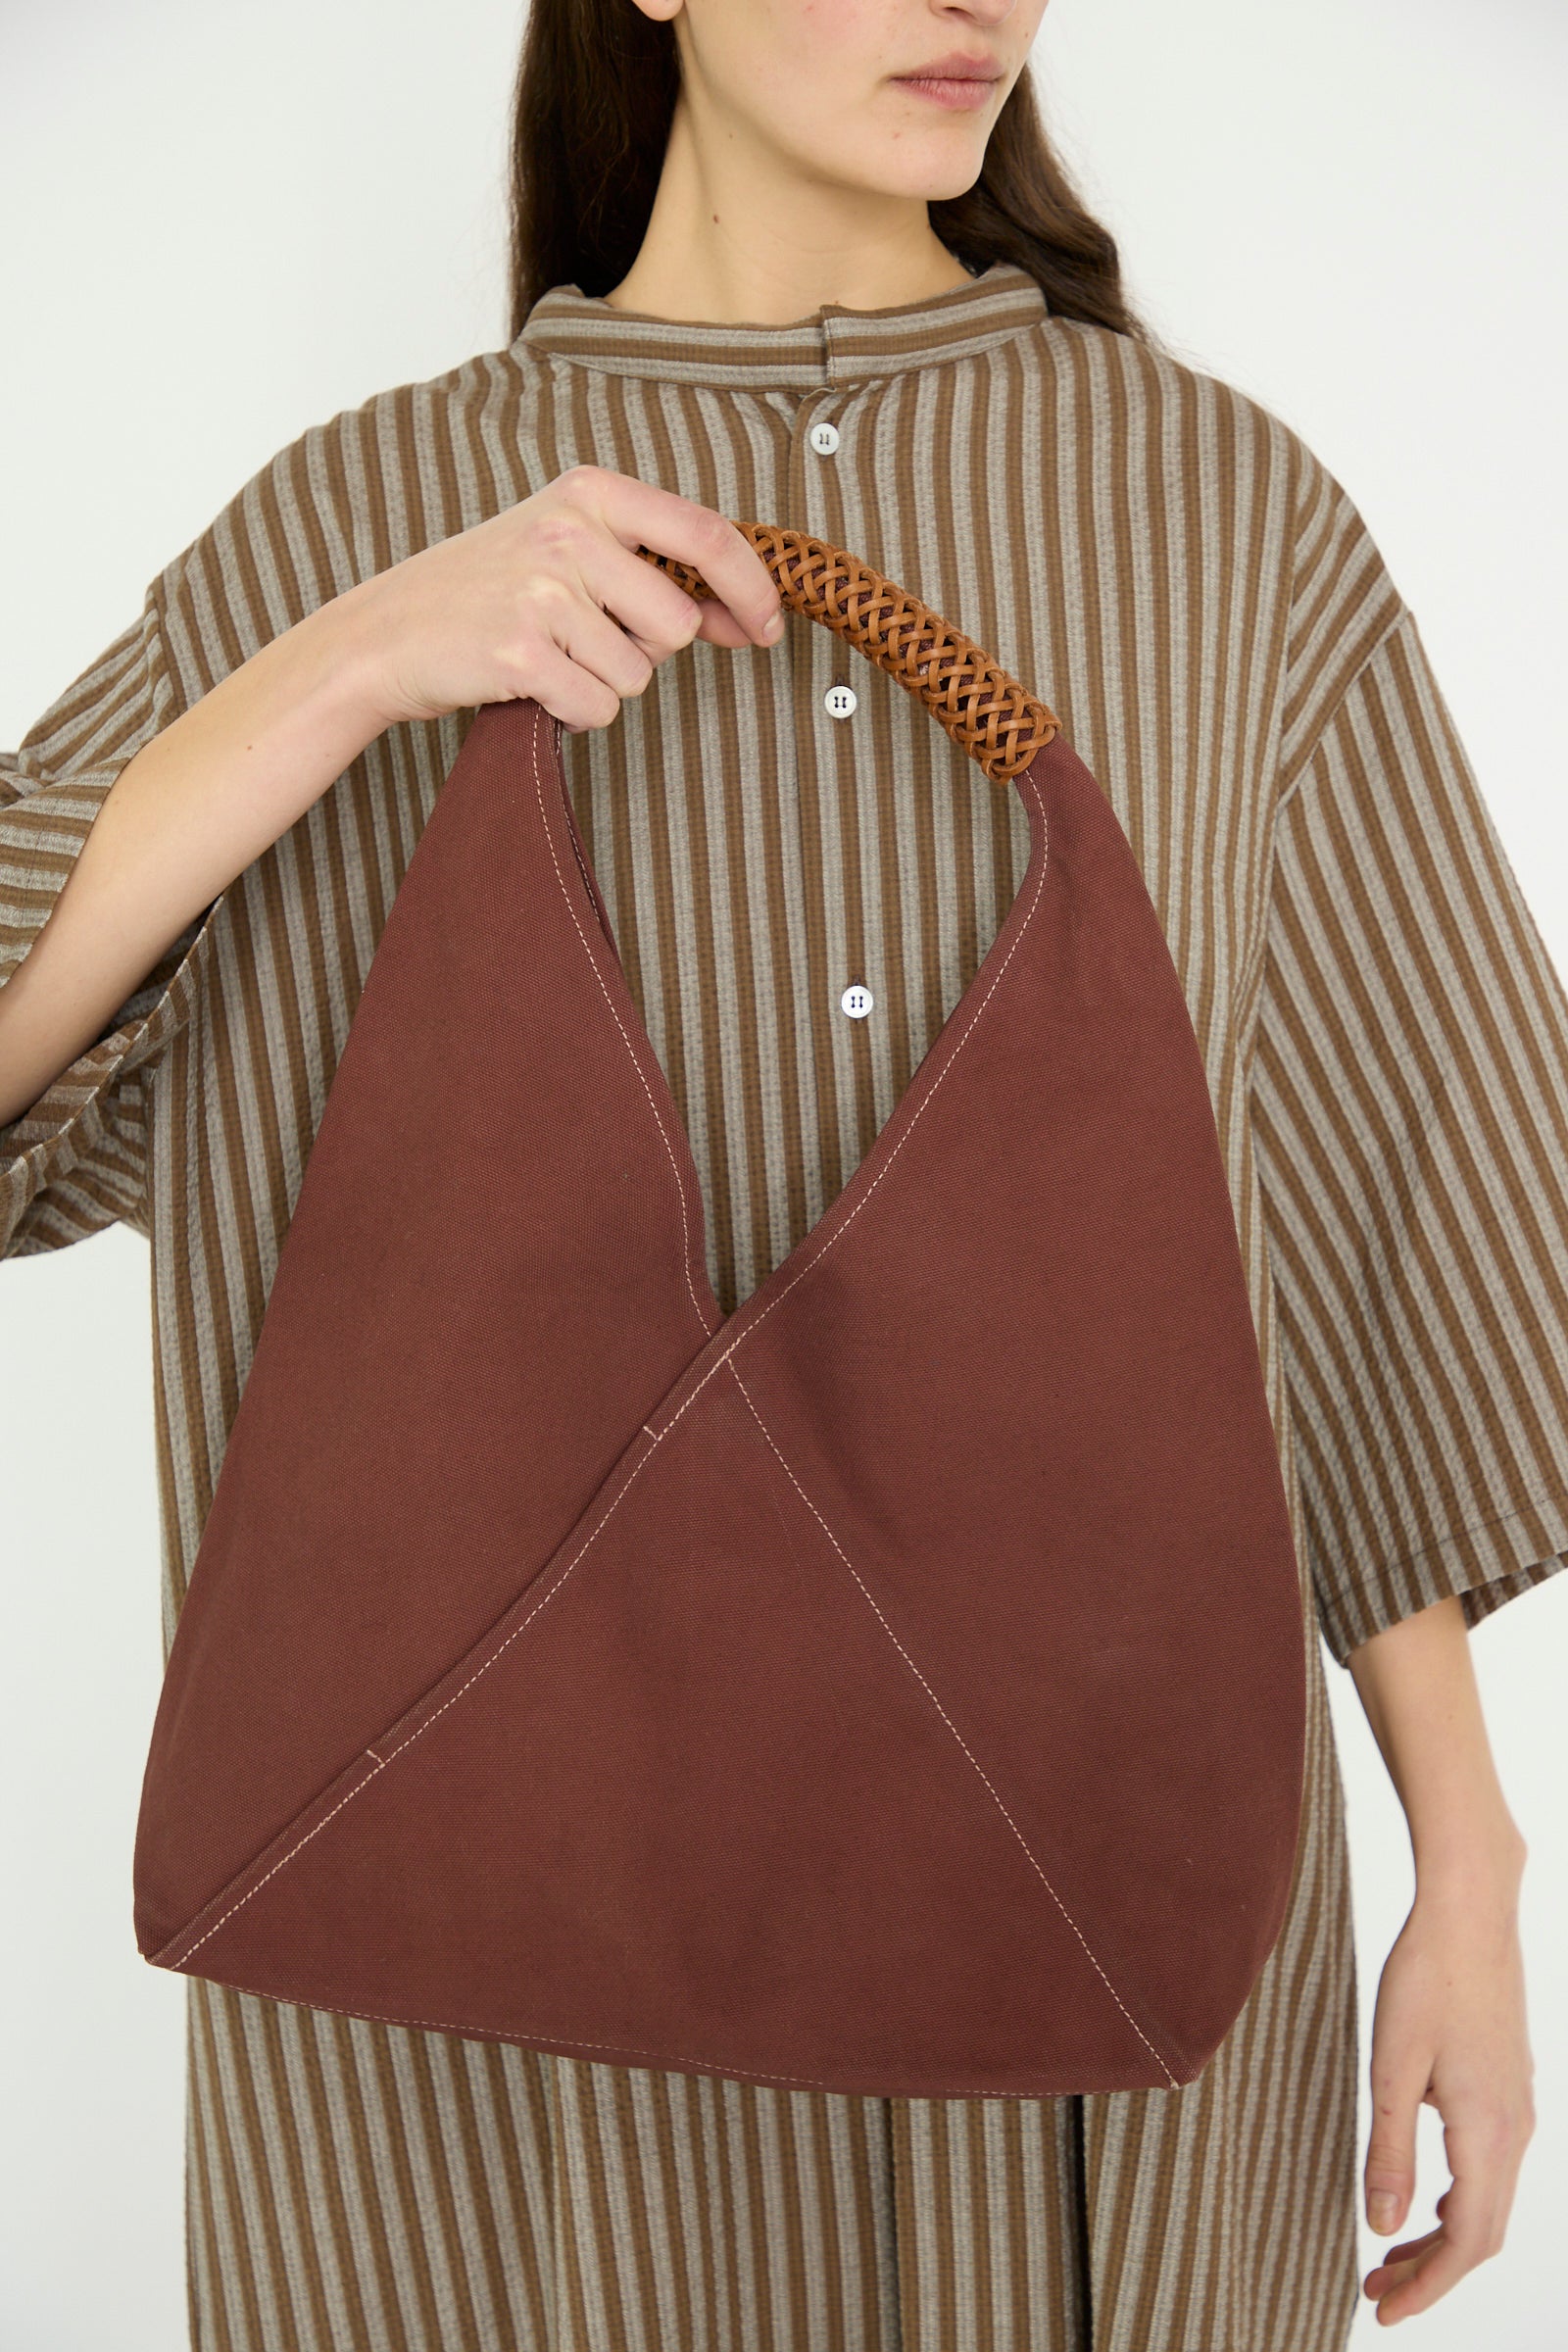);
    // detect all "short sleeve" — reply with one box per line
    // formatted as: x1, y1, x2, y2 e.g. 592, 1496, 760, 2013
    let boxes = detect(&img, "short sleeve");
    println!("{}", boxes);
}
1, 594, 227, 1257
1250, 603, 1568, 1667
